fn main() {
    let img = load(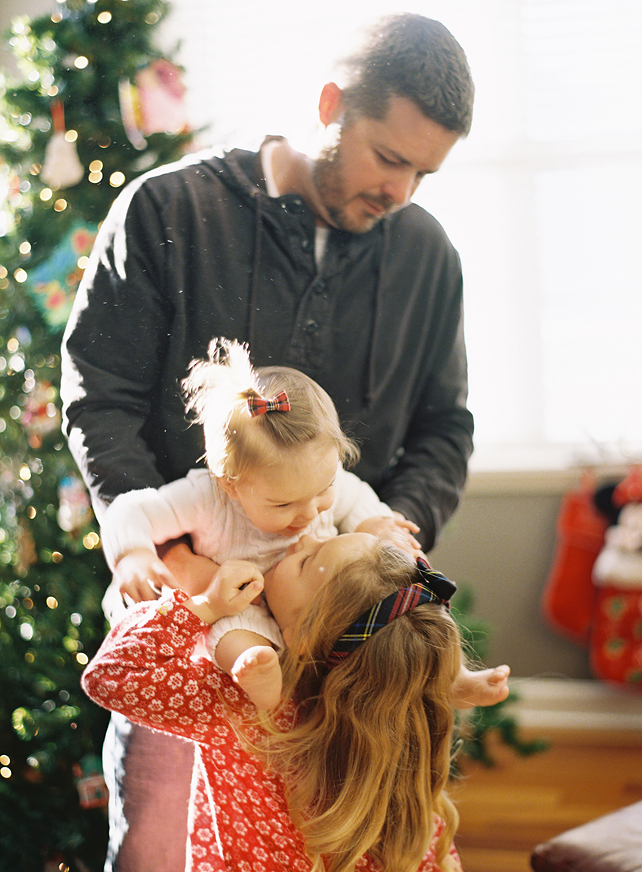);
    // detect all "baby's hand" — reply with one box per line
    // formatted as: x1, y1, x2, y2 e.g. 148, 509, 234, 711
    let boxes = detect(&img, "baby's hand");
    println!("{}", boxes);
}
115, 548, 180, 604
356, 513, 422, 555
205, 560, 264, 618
